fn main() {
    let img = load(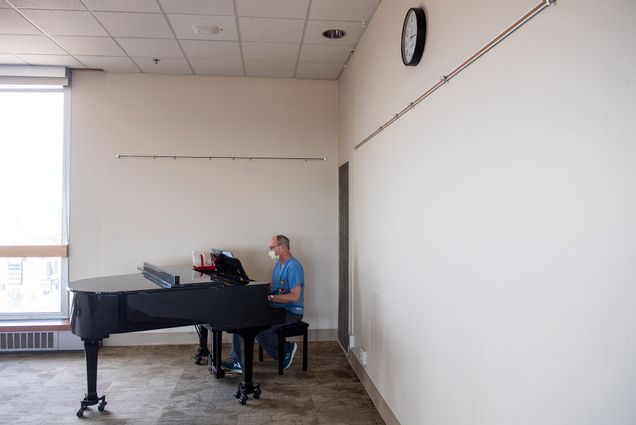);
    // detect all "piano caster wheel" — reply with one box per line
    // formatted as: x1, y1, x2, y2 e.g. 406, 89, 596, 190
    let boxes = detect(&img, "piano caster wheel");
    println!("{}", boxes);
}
77, 395, 106, 417
234, 384, 256, 405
